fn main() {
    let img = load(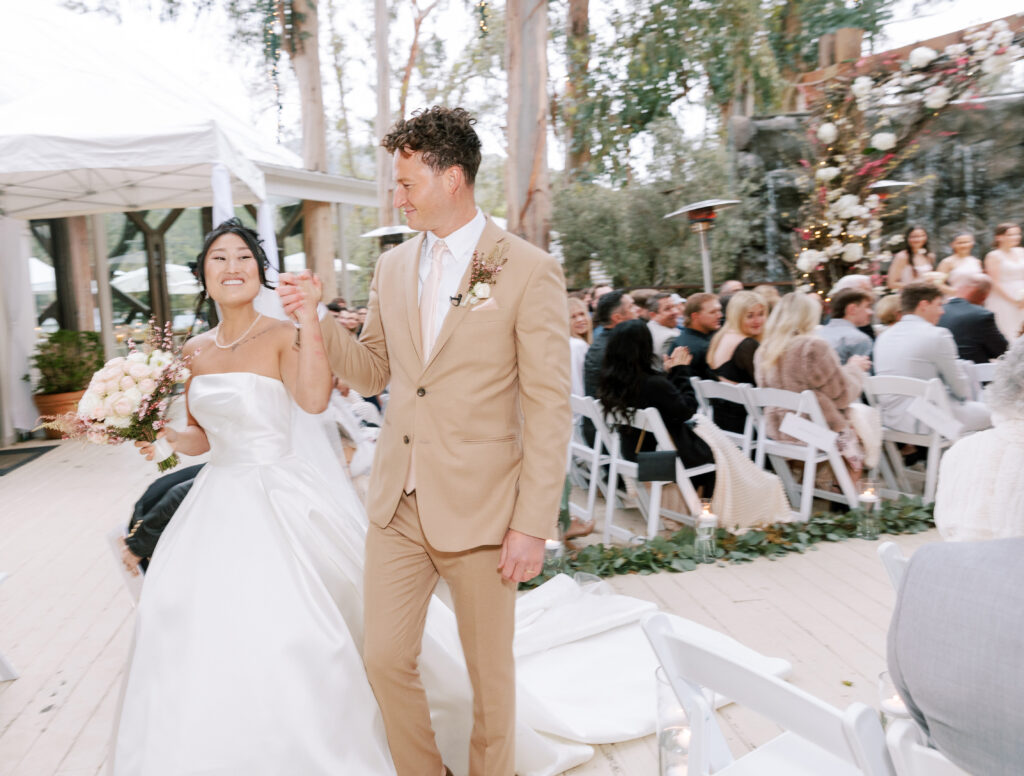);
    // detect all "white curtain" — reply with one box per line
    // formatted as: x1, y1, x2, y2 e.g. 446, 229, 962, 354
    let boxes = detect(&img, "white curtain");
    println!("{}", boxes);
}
0, 215, 40, 443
